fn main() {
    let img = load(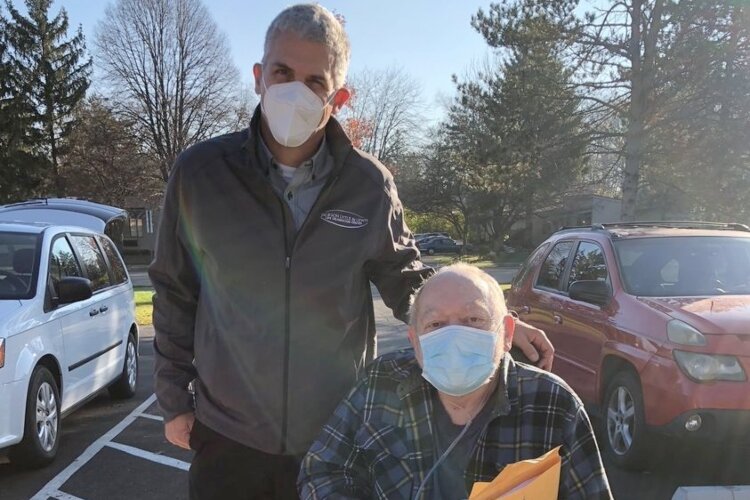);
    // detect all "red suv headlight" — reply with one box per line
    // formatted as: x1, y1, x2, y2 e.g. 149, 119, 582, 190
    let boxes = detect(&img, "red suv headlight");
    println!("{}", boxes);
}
673, 350, 746, 382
